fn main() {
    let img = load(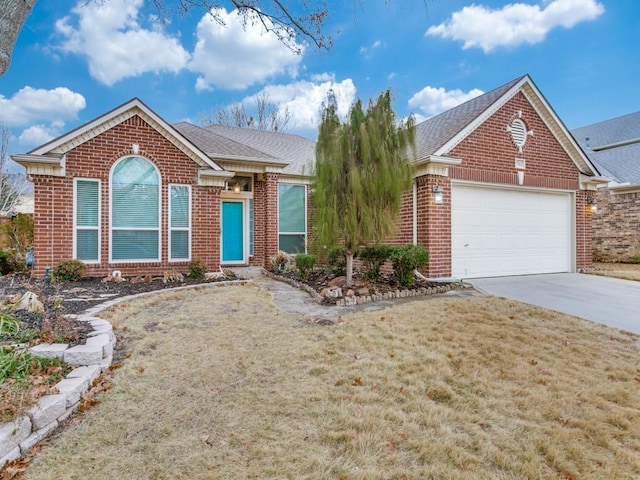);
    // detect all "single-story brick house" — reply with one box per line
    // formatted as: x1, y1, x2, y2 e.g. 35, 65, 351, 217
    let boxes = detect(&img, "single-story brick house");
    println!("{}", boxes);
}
571, 111, 640, 262
13, 74, 605, 279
